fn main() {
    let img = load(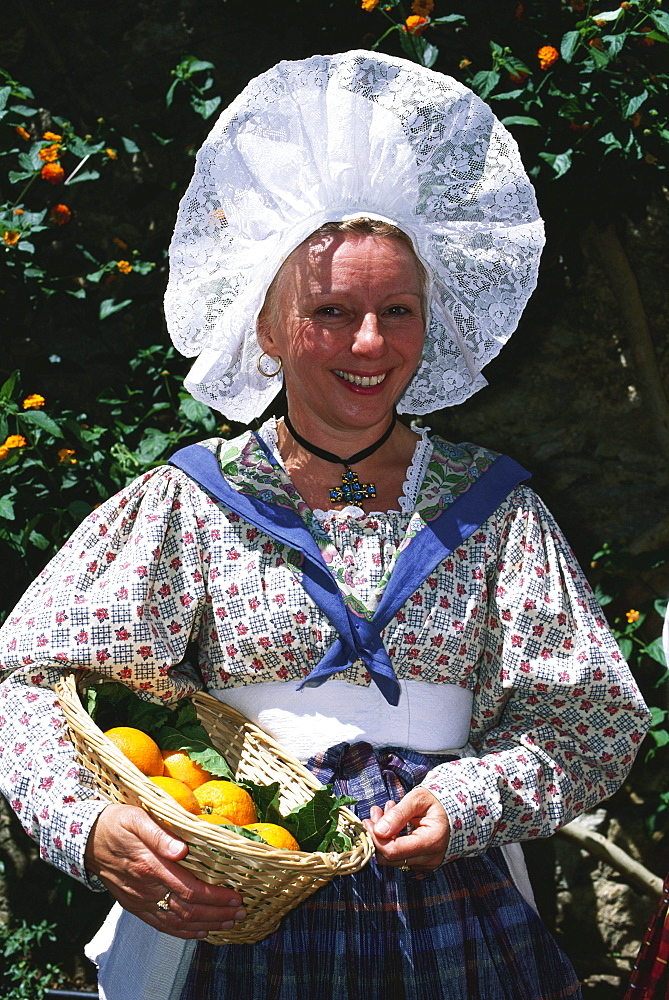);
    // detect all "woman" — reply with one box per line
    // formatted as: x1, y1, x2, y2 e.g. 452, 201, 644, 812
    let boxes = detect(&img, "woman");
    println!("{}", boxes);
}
0, 51, 650, 1000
